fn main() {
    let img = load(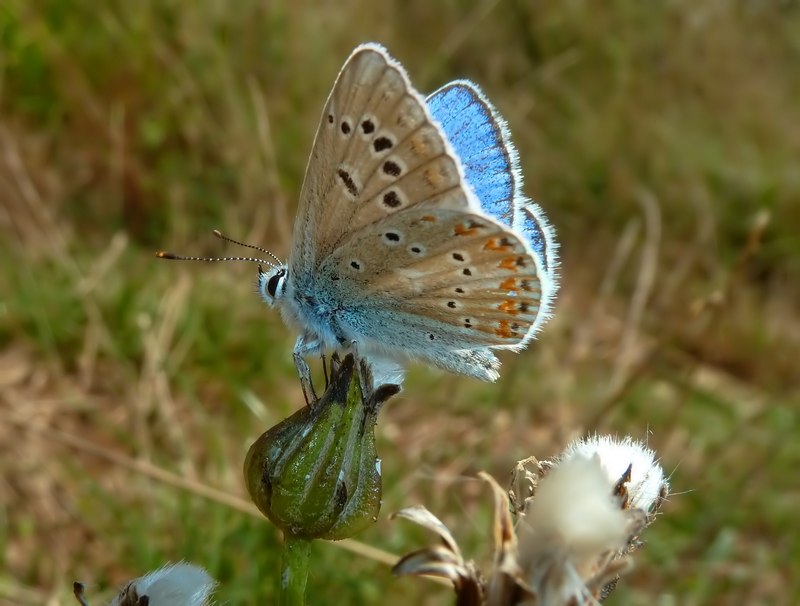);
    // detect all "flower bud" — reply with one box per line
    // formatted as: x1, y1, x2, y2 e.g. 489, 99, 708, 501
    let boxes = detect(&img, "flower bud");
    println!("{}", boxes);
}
244, 354, 399, 540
